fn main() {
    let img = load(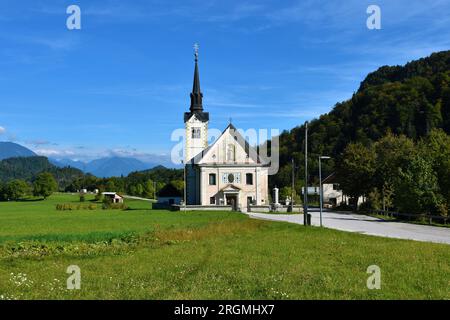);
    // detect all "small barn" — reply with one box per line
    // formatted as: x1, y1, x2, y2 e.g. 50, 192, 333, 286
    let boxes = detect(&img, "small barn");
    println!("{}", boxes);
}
102, 192, 124, 204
